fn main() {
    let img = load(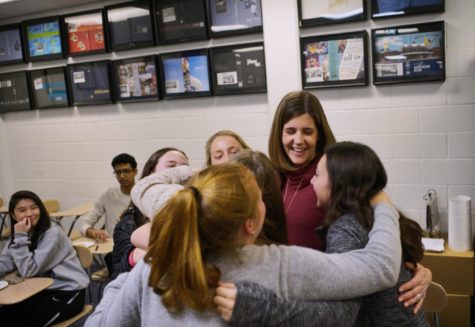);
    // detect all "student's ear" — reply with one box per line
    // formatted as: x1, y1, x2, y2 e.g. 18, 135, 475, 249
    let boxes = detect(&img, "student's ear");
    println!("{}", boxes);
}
243, 218, 258, 236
